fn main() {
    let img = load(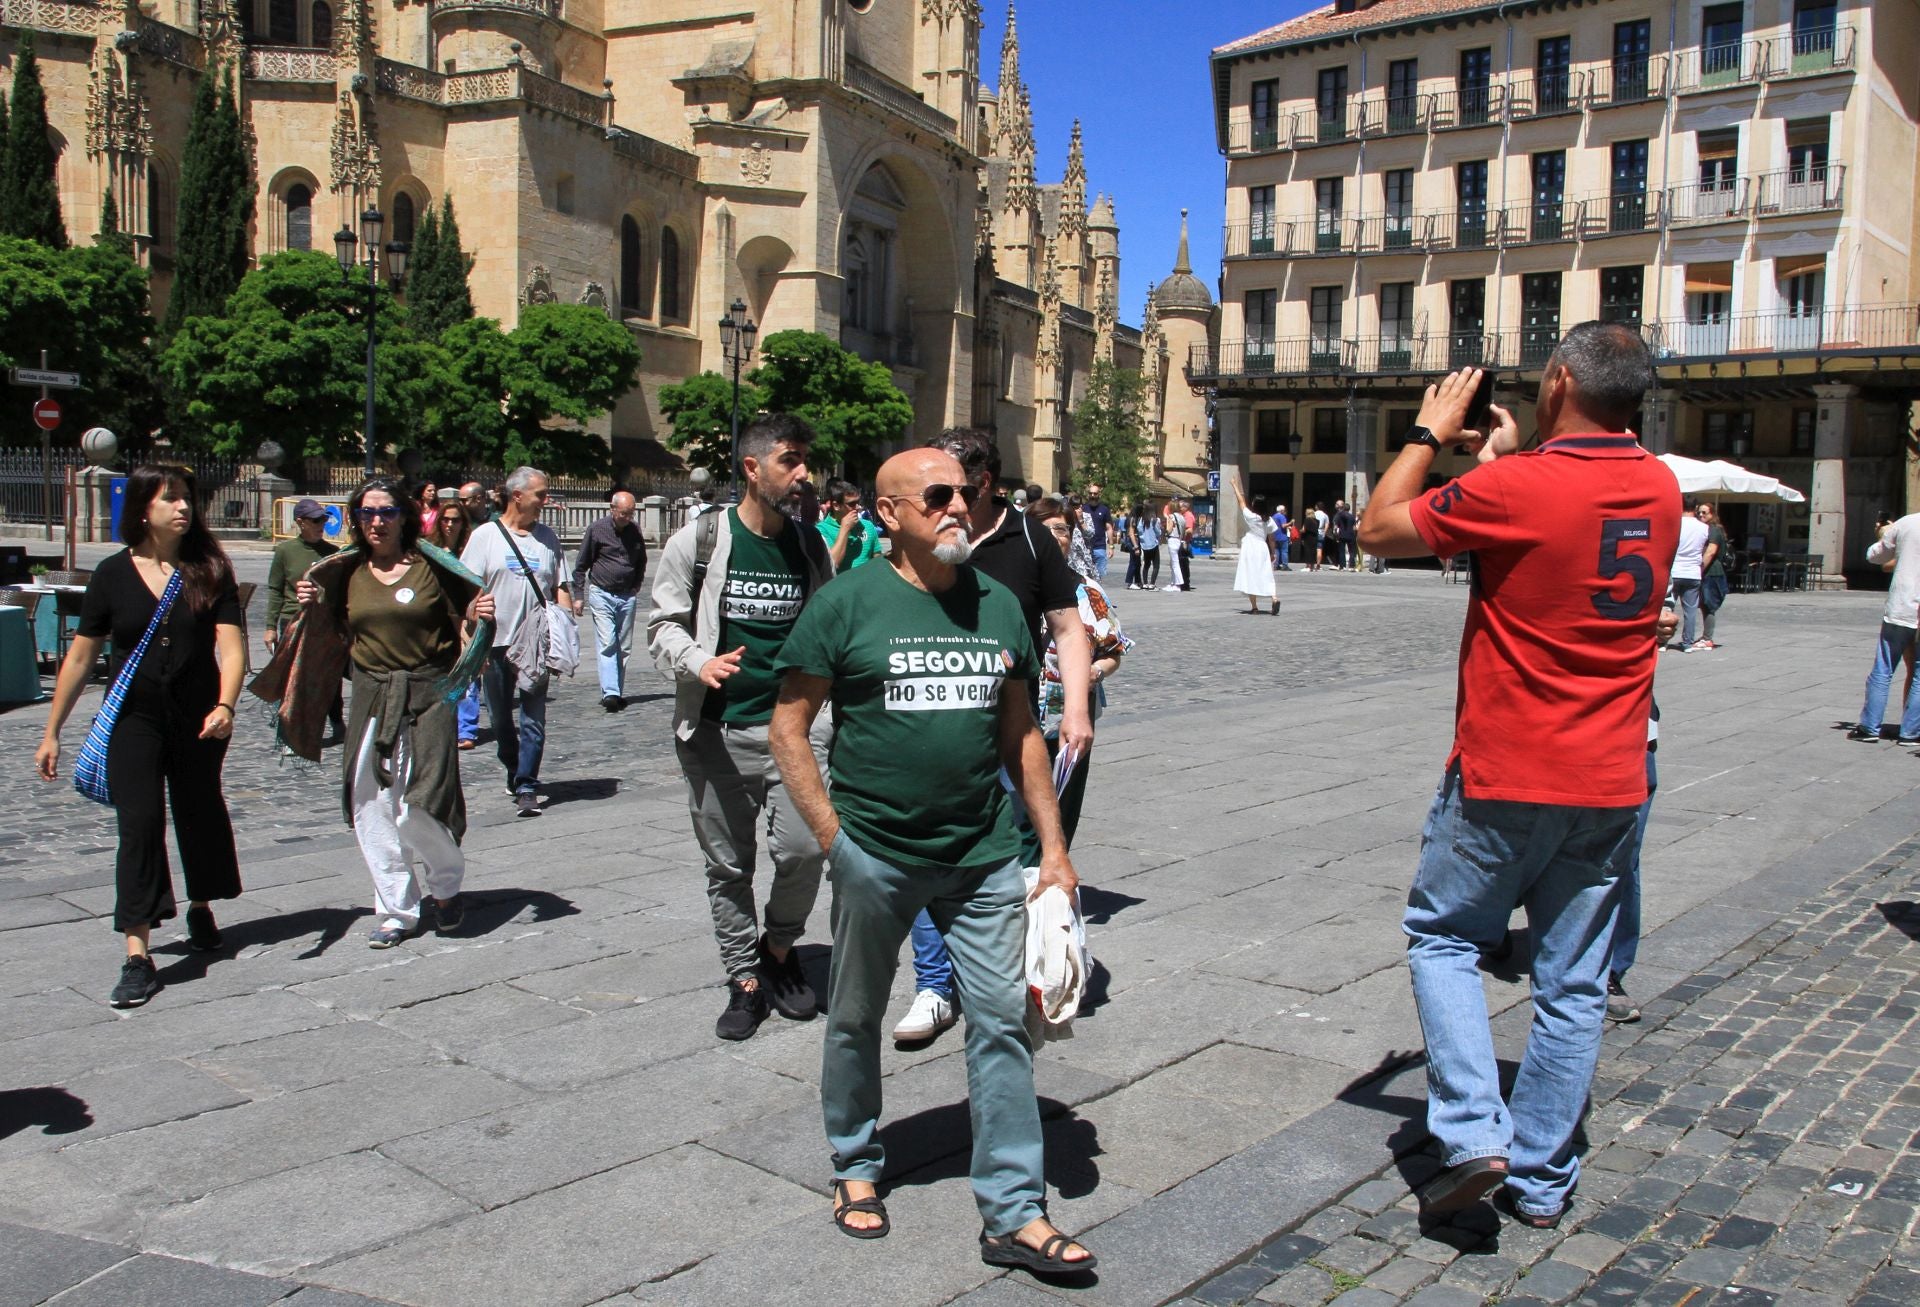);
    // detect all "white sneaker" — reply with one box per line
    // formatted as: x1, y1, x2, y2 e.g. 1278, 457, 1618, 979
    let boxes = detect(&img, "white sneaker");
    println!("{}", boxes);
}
891, 989, 956, 1041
